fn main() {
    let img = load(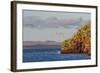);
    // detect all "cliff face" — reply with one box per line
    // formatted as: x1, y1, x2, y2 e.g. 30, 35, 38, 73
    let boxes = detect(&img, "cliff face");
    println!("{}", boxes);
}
61, 22, 91, 55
